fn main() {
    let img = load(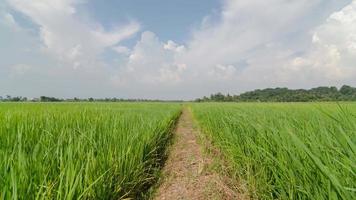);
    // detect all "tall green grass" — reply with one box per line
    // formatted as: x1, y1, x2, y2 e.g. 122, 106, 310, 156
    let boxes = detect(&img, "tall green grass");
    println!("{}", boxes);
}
0, 103, 181, 199
192, 103, 356, 199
